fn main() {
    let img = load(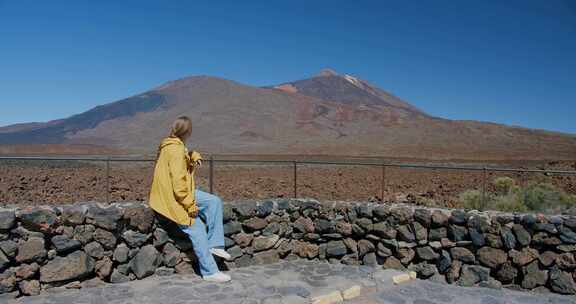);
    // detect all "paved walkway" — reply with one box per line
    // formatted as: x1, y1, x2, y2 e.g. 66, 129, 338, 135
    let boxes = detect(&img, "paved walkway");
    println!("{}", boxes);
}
4, 260, 575, 304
